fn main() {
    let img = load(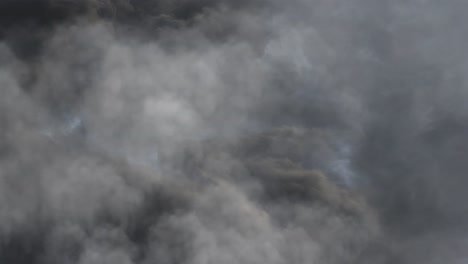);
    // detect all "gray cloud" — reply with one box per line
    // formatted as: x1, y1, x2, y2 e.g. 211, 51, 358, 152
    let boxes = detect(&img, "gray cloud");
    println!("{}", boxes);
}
1, 0, 468, 263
